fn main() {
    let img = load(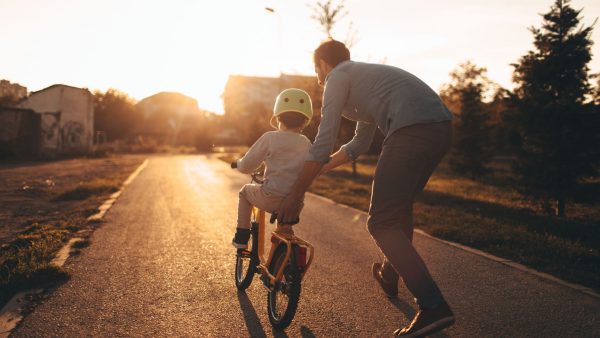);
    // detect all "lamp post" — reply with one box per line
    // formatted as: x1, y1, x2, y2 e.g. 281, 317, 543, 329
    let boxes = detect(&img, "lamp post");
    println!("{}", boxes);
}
265, 7, 283, 90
